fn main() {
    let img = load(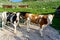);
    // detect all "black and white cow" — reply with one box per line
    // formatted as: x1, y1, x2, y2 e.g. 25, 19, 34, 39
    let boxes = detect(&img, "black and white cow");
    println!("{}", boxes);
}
2, 12, 20, 33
